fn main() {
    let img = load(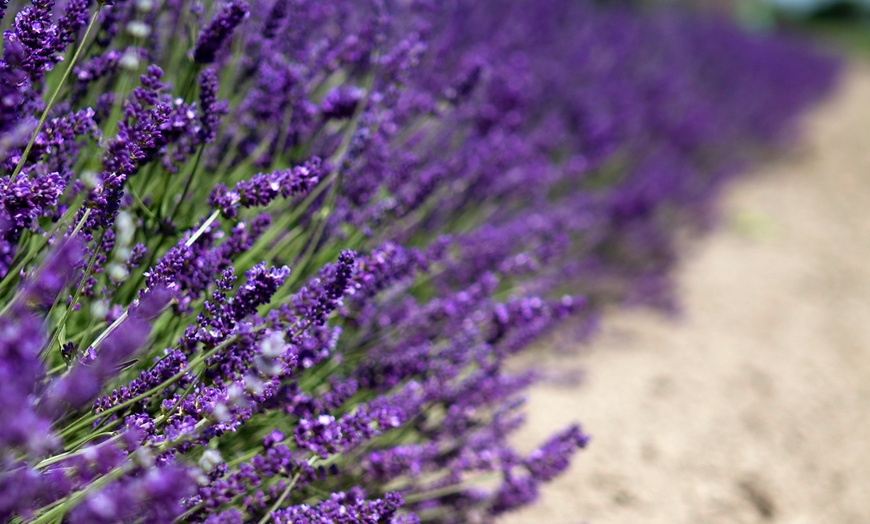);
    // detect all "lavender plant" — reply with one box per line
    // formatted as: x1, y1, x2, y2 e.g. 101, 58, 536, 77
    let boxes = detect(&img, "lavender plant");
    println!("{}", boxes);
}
0, 0, 837, 522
